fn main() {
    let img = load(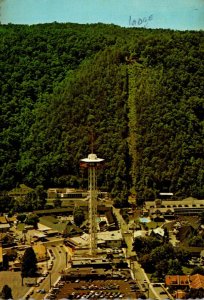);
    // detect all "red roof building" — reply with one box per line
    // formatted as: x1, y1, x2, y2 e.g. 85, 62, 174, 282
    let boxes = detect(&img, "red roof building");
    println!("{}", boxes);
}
190, 274, 204, 289
165, 274, 204, 289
